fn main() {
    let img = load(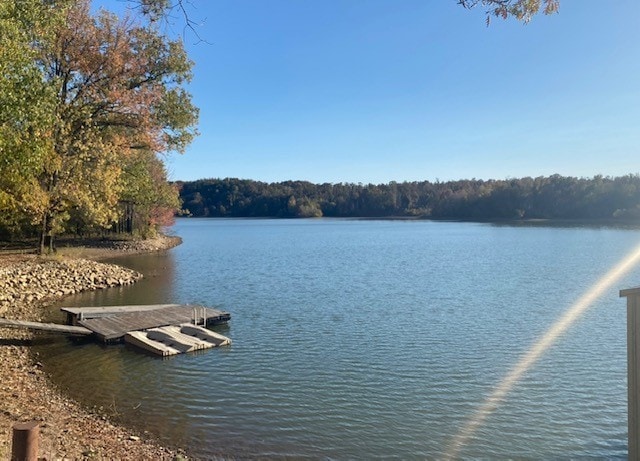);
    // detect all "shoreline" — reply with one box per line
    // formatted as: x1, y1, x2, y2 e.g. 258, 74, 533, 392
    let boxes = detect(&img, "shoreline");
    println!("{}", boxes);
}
0, 235, 187, 460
